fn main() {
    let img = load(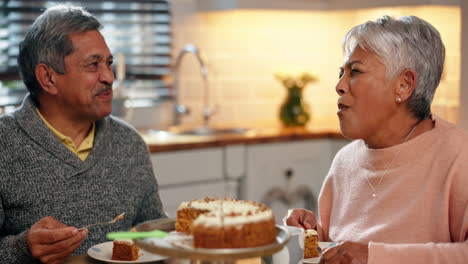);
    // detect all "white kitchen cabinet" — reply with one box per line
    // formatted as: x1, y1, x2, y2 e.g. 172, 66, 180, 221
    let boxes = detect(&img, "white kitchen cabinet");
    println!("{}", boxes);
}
151, 145, 246, 217
197, 0, 459, 11
243, 139, 348, 223
224, 144, 246, 180
150, 139, 348, 222
151, 147, 223, 186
